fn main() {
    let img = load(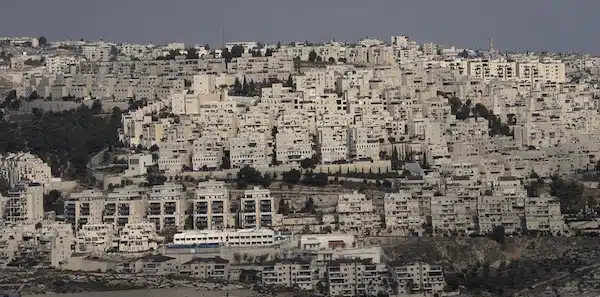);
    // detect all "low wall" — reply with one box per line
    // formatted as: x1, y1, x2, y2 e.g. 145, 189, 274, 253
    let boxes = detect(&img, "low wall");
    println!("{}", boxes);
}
19, 99, 128, 113
166, 160, 394, 179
